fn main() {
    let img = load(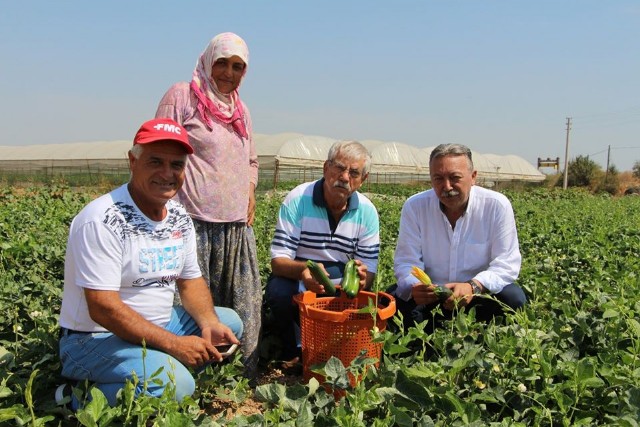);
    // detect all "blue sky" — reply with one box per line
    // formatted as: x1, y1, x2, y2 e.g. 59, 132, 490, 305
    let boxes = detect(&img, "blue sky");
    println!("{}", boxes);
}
1, 1, 639, 171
